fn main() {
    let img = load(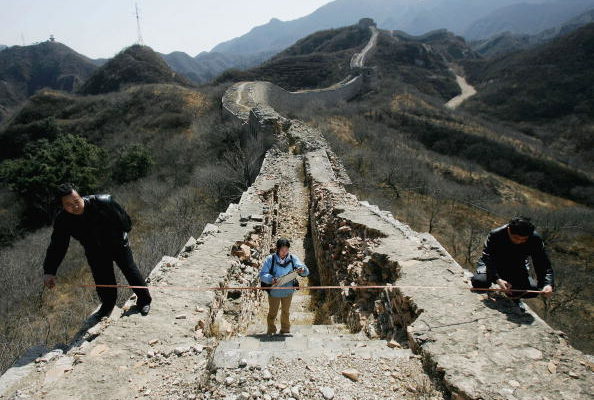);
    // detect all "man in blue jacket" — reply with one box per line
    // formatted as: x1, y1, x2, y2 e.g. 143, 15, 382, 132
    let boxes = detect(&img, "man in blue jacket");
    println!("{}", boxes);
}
259, 238, 309, 335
